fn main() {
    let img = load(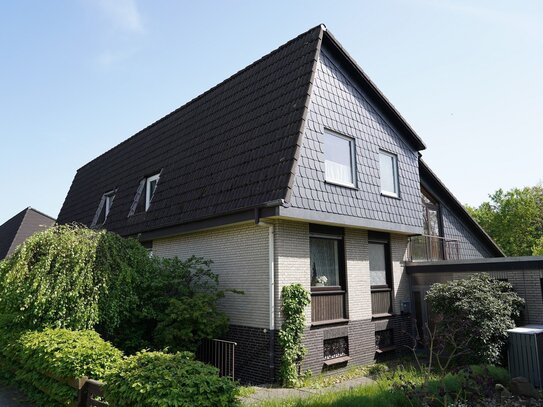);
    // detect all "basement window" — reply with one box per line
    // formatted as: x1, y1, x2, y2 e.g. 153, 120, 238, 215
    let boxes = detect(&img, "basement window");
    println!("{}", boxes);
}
145, 174, 160, 211
324, 337, 349, 360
